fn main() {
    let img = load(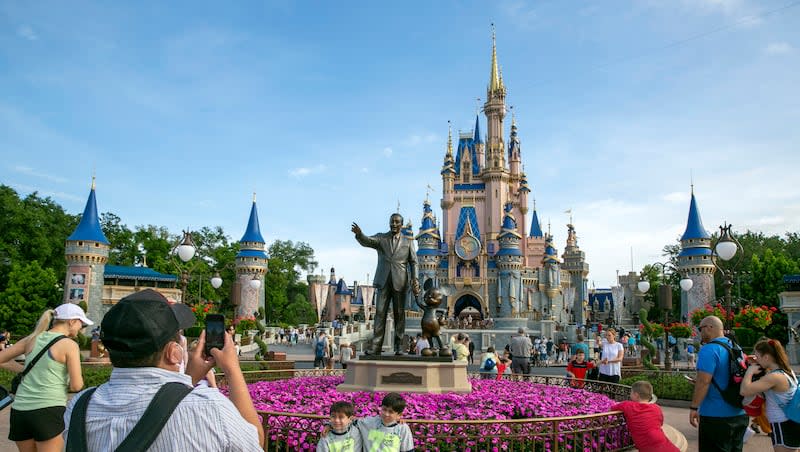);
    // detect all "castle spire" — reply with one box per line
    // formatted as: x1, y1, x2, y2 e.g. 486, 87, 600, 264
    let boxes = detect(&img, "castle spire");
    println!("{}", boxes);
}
240, 198, 266, 244
446, 121, 453, 158
681, 189, 710, 240
488, 24, 505, 96
68, 179, 109, 244
473, 114, 482, 144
